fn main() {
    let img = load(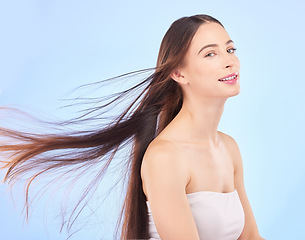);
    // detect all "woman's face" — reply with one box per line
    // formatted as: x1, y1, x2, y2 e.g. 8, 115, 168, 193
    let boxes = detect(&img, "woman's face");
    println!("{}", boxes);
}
178, 22, 240, 99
